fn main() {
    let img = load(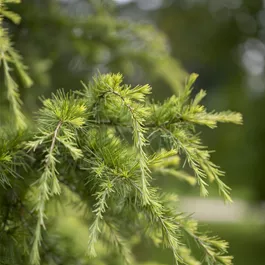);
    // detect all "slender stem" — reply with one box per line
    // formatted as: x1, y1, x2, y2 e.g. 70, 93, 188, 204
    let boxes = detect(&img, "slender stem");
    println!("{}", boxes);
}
49, 121, 62, 156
